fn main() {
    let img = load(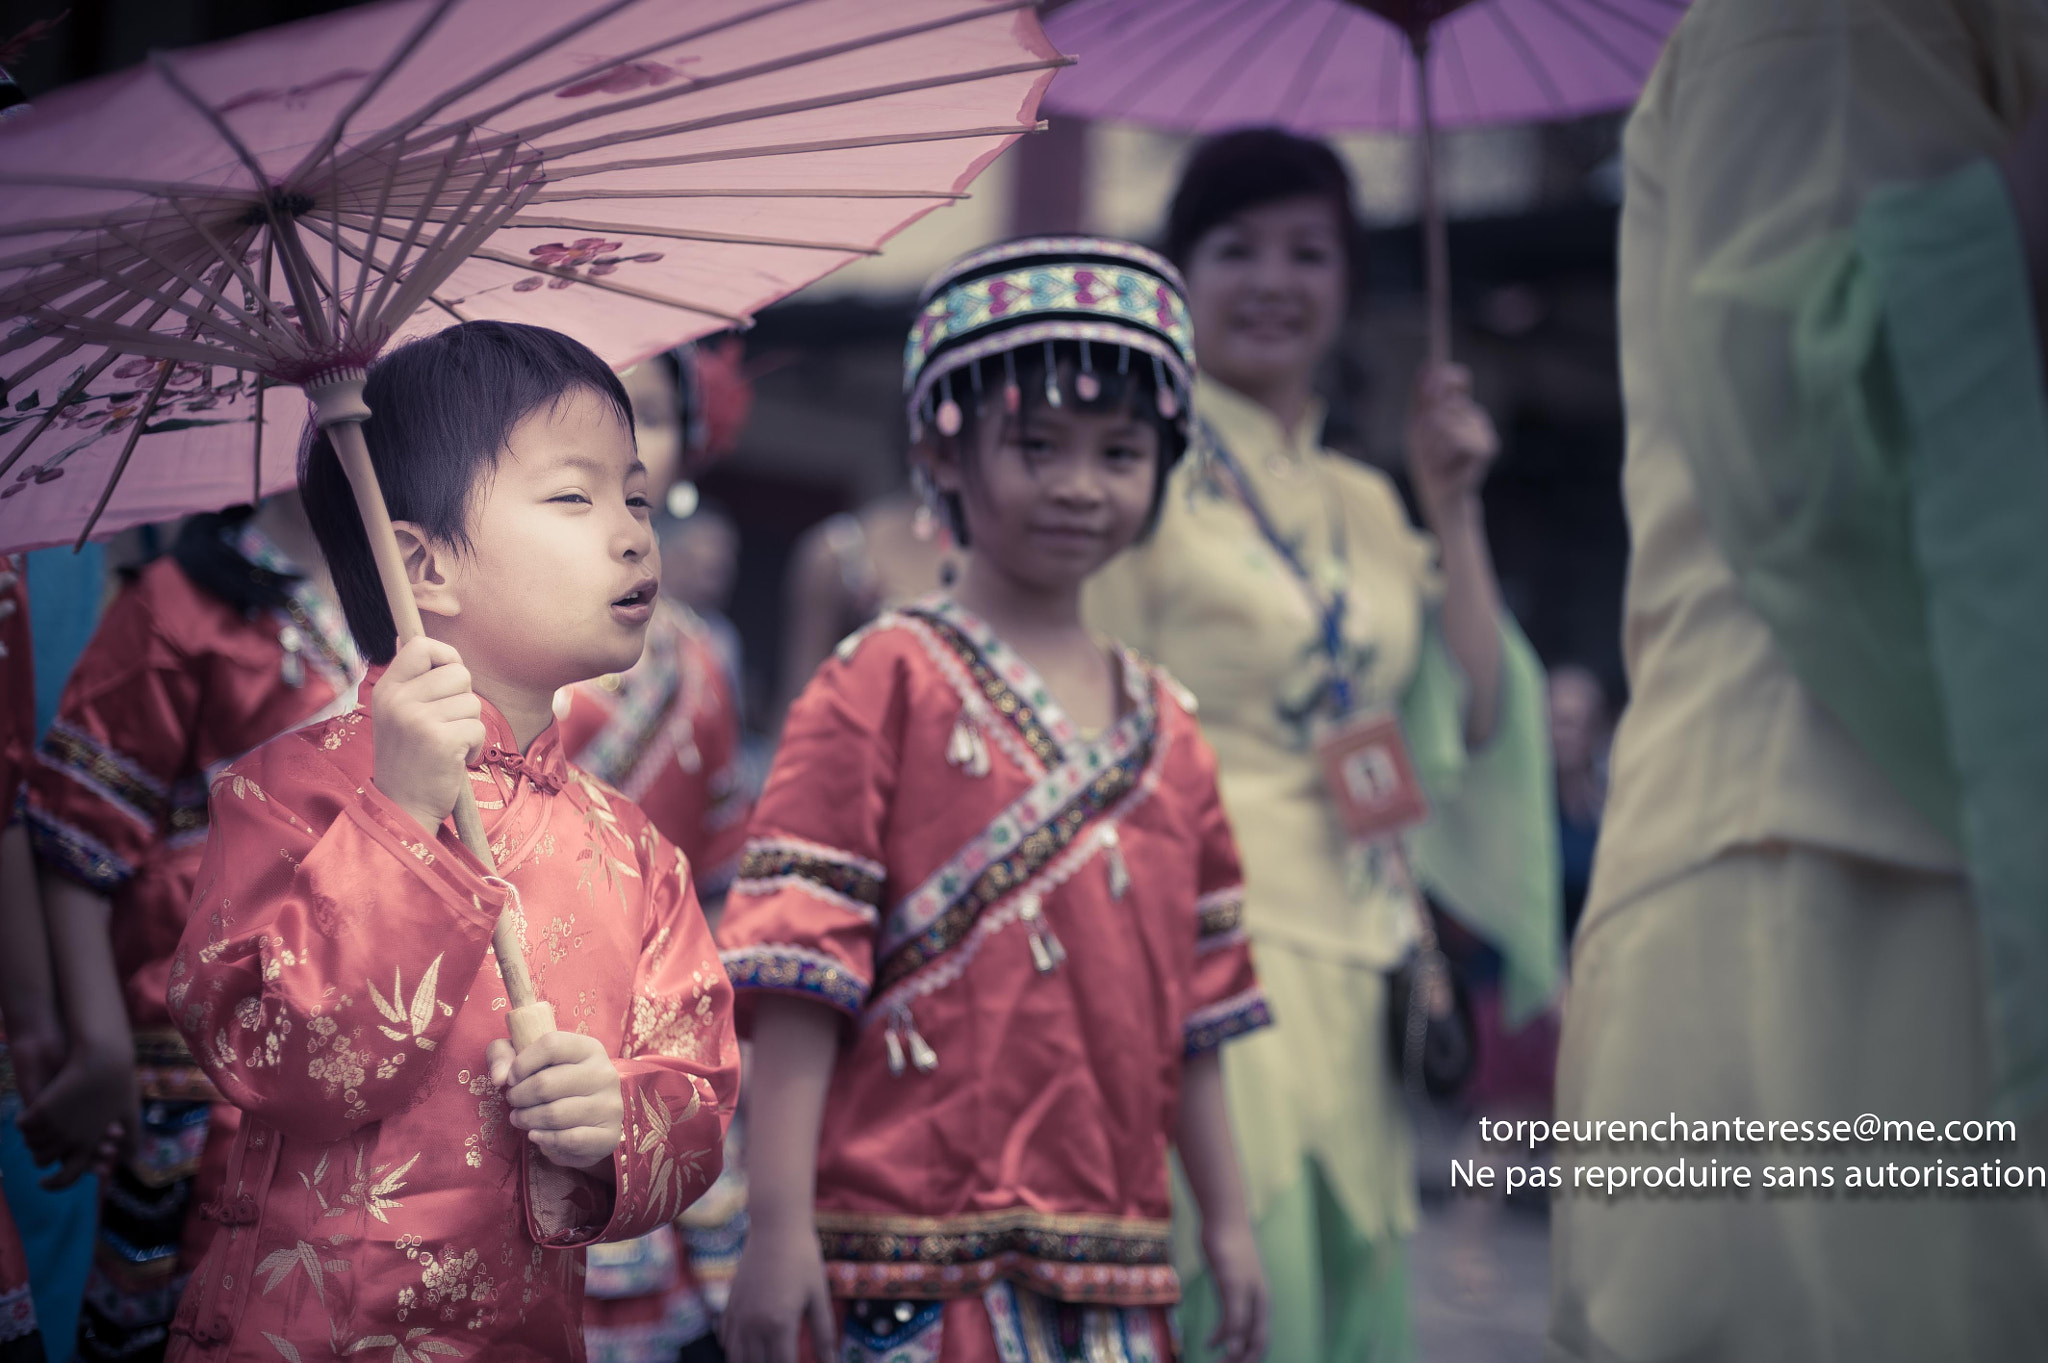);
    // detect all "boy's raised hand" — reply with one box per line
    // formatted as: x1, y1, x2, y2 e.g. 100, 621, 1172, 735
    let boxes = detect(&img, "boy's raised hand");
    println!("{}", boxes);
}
487, 1032, 624, 1170
373, 636, 486, 837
